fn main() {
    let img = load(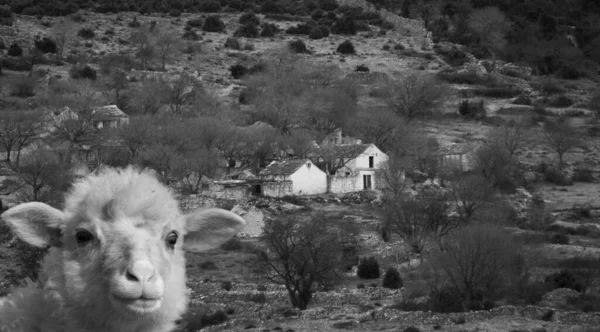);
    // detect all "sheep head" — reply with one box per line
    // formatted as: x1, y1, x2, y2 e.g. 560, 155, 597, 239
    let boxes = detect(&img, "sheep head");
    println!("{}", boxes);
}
1, 166, 246, 331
